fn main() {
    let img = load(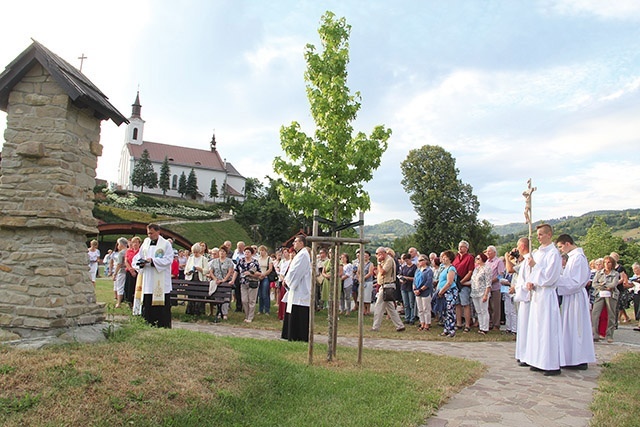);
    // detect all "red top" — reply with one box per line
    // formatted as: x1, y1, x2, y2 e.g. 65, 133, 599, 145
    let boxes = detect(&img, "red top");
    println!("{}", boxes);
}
171, 259, 179, 278
125, 247, 139, 273
453, 252, 475, 283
